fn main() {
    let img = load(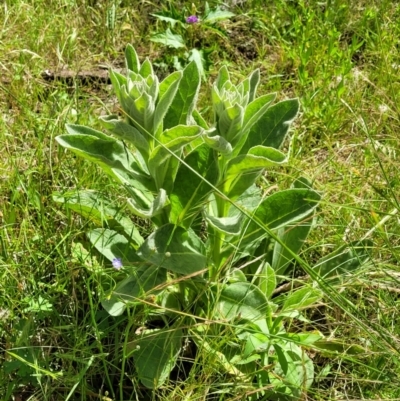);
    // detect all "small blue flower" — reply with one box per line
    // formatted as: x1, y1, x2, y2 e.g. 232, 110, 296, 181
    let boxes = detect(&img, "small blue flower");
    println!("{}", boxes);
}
186, 15, 199, 24
112, 257, 123, 270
